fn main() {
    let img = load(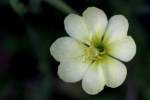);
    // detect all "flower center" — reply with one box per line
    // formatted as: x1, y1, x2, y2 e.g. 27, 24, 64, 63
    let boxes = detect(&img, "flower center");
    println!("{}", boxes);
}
84, 44, 106, 63
83, 33, 108, 63
96, 44, 105, 54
